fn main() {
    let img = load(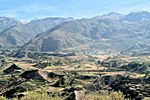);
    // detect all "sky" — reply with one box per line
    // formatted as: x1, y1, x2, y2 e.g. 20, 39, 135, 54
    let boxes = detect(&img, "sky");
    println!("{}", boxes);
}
0, 0, 150, 20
